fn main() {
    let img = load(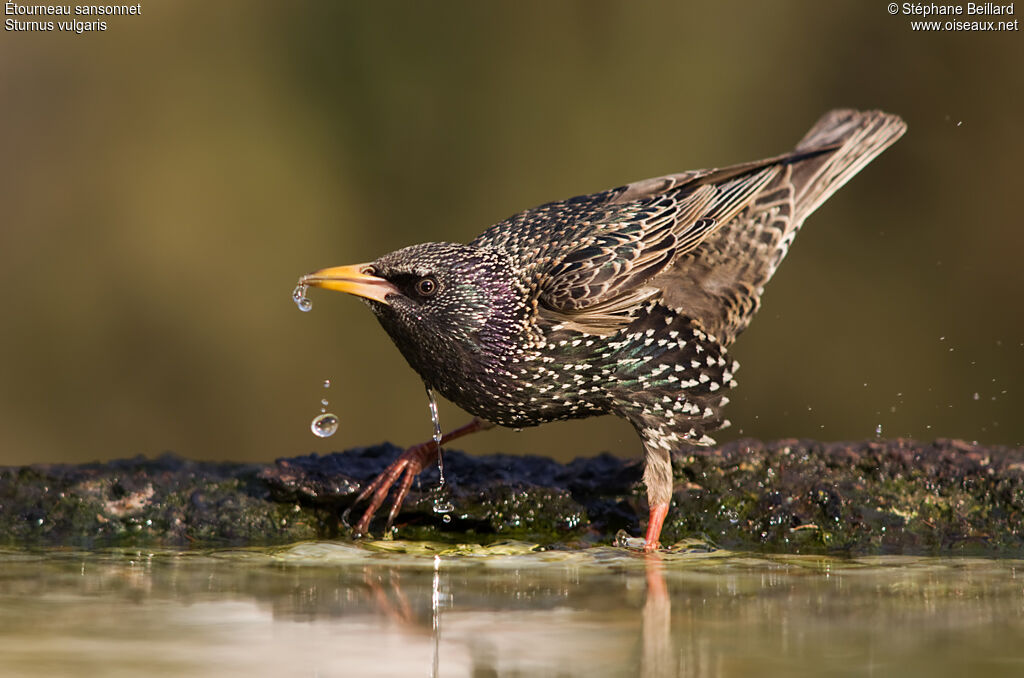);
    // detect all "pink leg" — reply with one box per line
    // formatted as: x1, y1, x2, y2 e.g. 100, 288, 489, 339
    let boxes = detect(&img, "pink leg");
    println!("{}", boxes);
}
344, 418, 494, 536
643, 502, 669, 553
